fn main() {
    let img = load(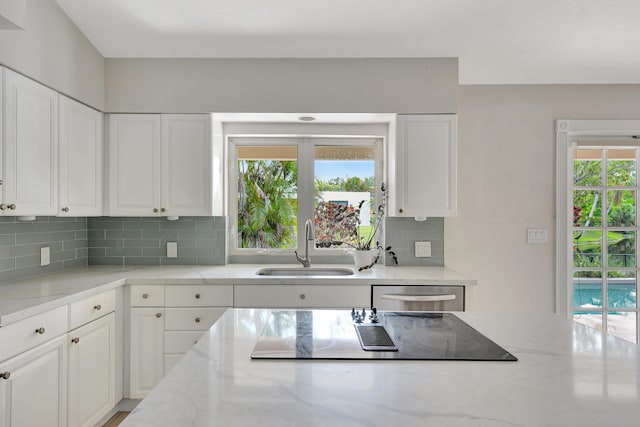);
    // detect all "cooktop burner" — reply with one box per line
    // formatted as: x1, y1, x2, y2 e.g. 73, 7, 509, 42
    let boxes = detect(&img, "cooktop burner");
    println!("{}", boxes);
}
251, 310, 517, 361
